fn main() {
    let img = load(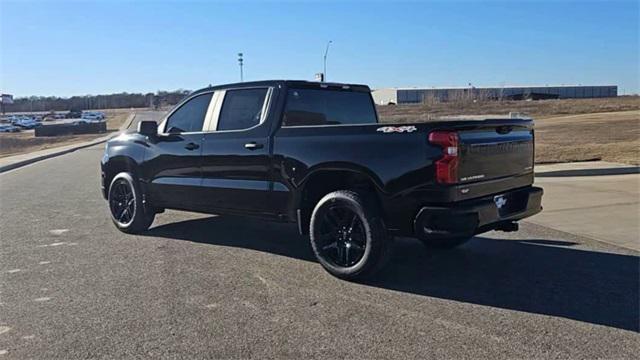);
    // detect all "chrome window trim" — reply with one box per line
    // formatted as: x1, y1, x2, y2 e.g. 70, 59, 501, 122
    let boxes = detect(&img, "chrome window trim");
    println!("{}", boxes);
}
206, 90, 226, 132
207, 87, 273, 133
202, 91, 222, 132
158, 90, 216, 135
